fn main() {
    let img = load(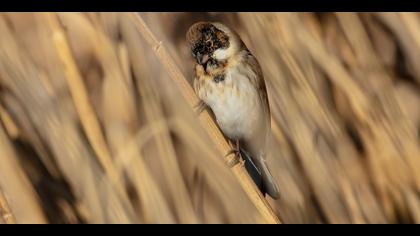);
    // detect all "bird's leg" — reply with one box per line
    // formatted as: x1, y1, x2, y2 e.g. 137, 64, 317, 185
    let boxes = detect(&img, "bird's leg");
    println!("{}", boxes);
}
193, 100, 207, 115
236, 139, 246, 167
